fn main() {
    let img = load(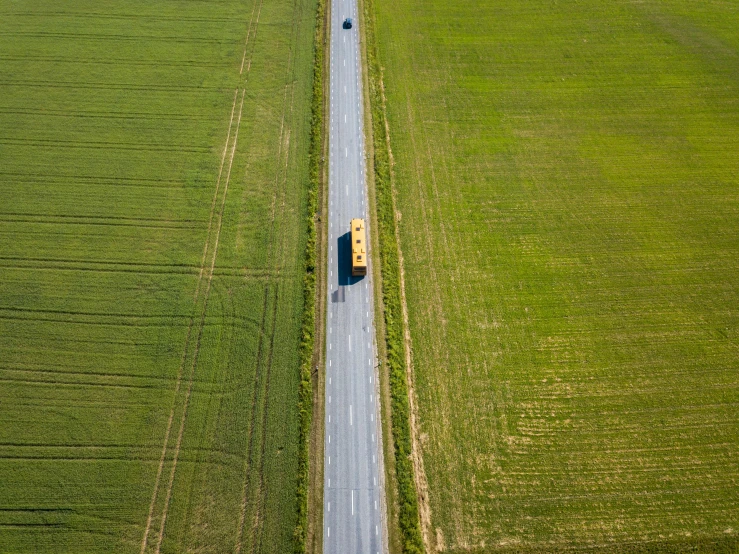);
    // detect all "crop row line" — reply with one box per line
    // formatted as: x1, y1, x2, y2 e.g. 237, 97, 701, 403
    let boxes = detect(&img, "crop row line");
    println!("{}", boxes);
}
0, 171, 184, 185
0, 219, 200, 230
0, 314, 191, 326
0, 108, 220, 120
0, 213, 203, 223
0, 261, 293, 279
0, 456, 162, 463
3, 181, 183, 191
0, 307, 190, 318
4, 12, 239, 23
0, 256, 199, 269
0, 375, 160, 391
0, 452, 254, 463
0, 138, 211, 153
0, 81, 226, 92
0, 366, 176, 383
0, 445, 253, 458
0, 31, 235, 44
0, 56, 232, 68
